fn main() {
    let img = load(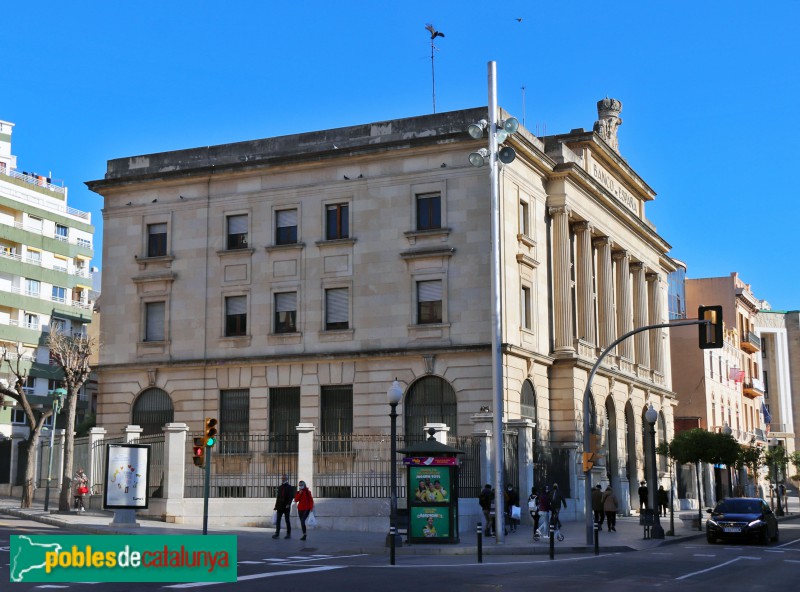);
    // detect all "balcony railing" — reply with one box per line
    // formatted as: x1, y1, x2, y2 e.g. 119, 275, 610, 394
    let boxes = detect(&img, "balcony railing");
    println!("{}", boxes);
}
0, 218, 93, 250
768, 423, 793, 434
753, 428, 767, 442
0, 283, 92, 313
0, 246, 93, 277
2, 169, 65, 194
743, 378, 765, 398
0, 168, 91, 221
741, 331, 761, 353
